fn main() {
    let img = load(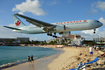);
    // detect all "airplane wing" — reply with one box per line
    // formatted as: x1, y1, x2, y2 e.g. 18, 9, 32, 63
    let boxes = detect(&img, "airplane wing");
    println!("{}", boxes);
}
4, 26, 21, 30
15, 13, 56, 28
